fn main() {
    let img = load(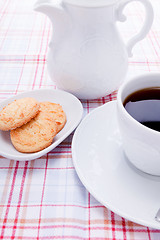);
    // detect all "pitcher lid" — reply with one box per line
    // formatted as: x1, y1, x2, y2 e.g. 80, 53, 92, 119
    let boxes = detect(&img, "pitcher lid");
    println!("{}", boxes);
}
63, 0, 119, 7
